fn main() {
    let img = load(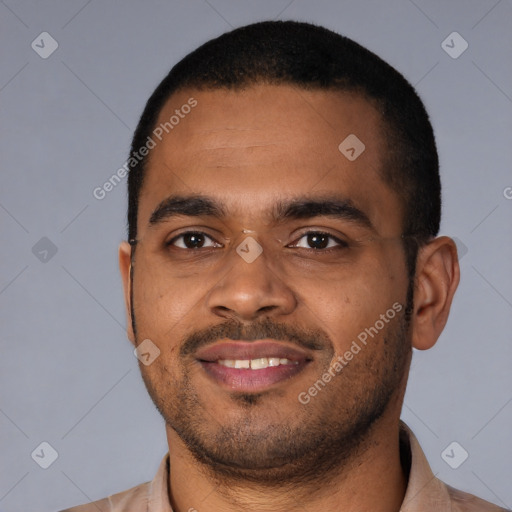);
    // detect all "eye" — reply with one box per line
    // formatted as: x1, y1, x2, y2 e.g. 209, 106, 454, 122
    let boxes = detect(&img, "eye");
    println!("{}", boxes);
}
289, 231, 348, 250
167, 231, 222, 250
